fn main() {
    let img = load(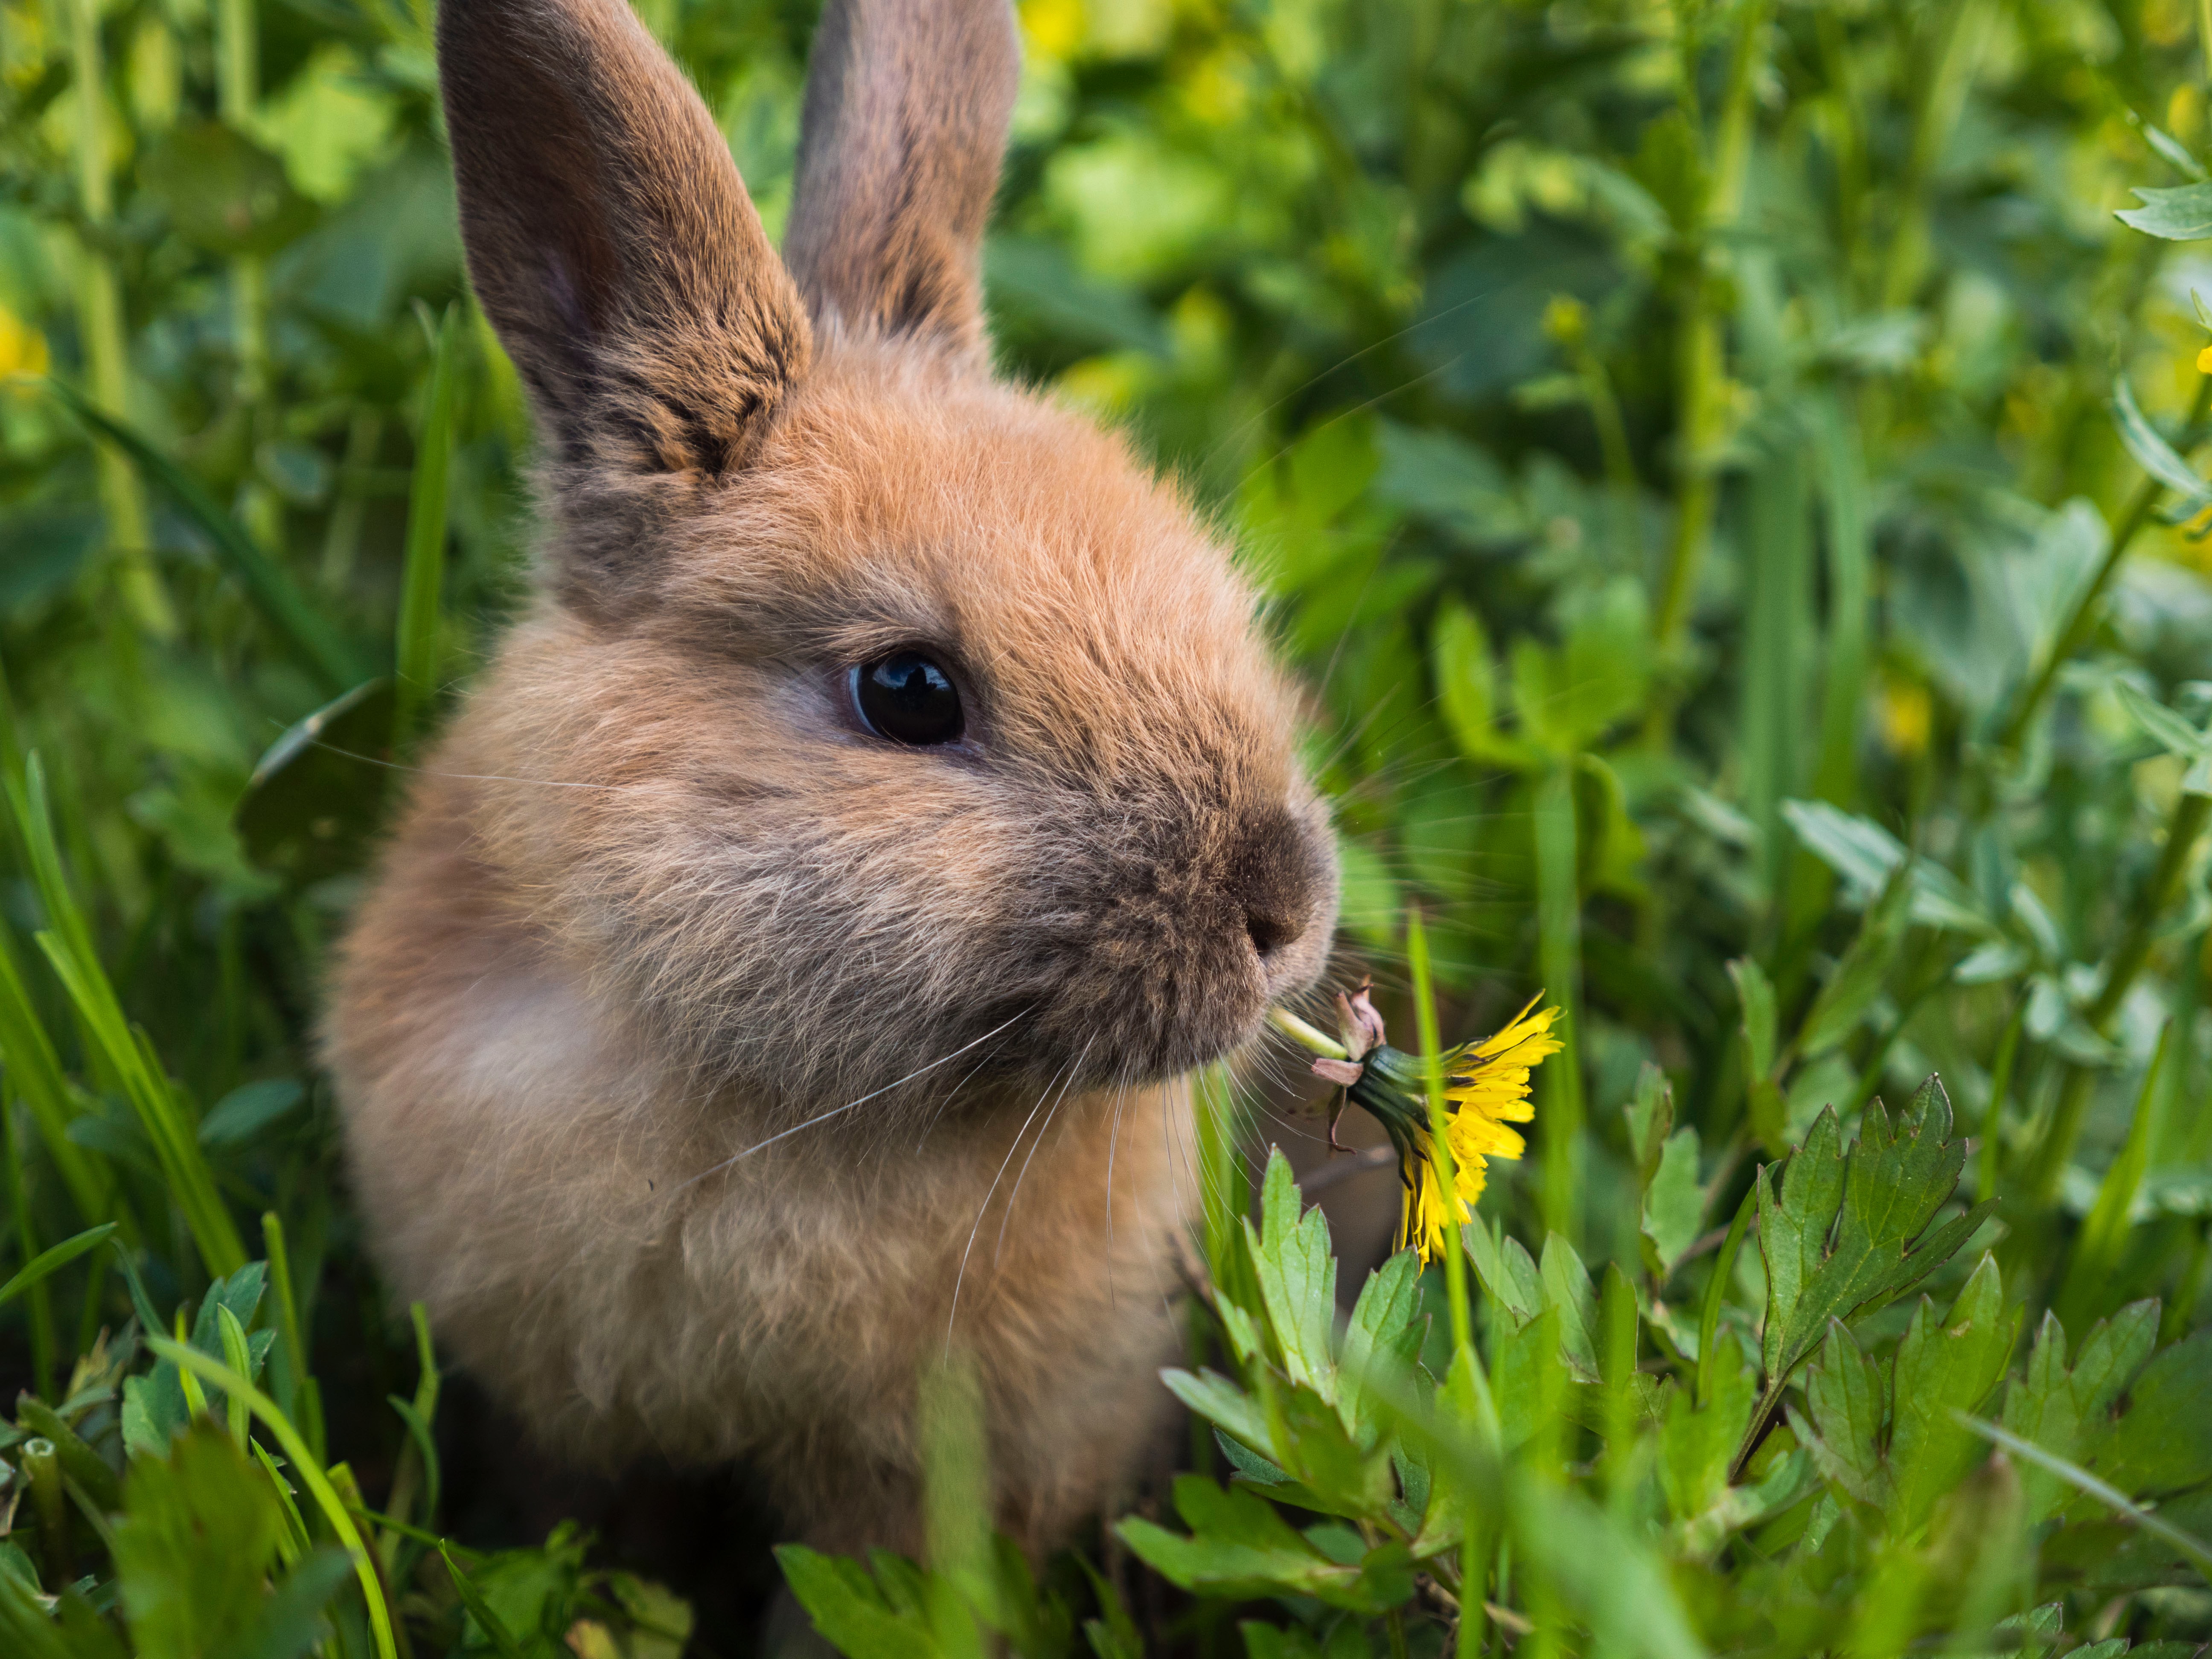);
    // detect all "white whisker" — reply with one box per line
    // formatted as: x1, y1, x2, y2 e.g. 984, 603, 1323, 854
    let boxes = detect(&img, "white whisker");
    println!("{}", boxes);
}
993, 1036, 1092, 1268
946, 1060, 1068, 1356
673, 1010, 1029, 1191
